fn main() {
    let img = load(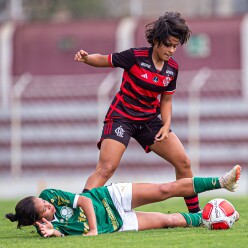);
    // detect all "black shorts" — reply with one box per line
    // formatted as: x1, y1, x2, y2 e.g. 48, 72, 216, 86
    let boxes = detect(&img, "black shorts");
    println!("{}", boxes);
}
97, 117, 172, 153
